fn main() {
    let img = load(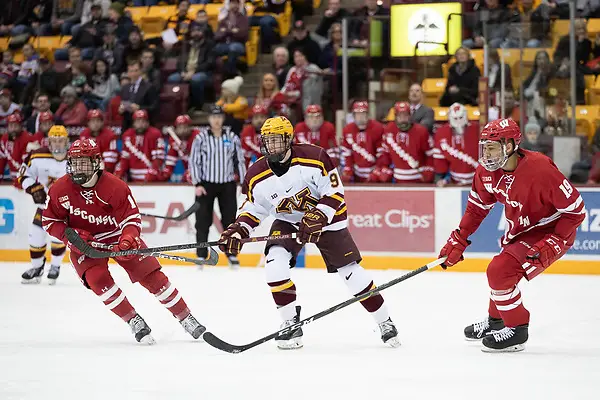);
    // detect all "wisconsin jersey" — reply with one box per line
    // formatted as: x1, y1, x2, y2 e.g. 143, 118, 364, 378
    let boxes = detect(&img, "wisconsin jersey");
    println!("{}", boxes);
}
18, 148, 67, 194
236, 144, 347, 234
0, 131, 32, 179
432, 122, 479, 185
463, 150, 586, 246
42, 172, 142, 245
